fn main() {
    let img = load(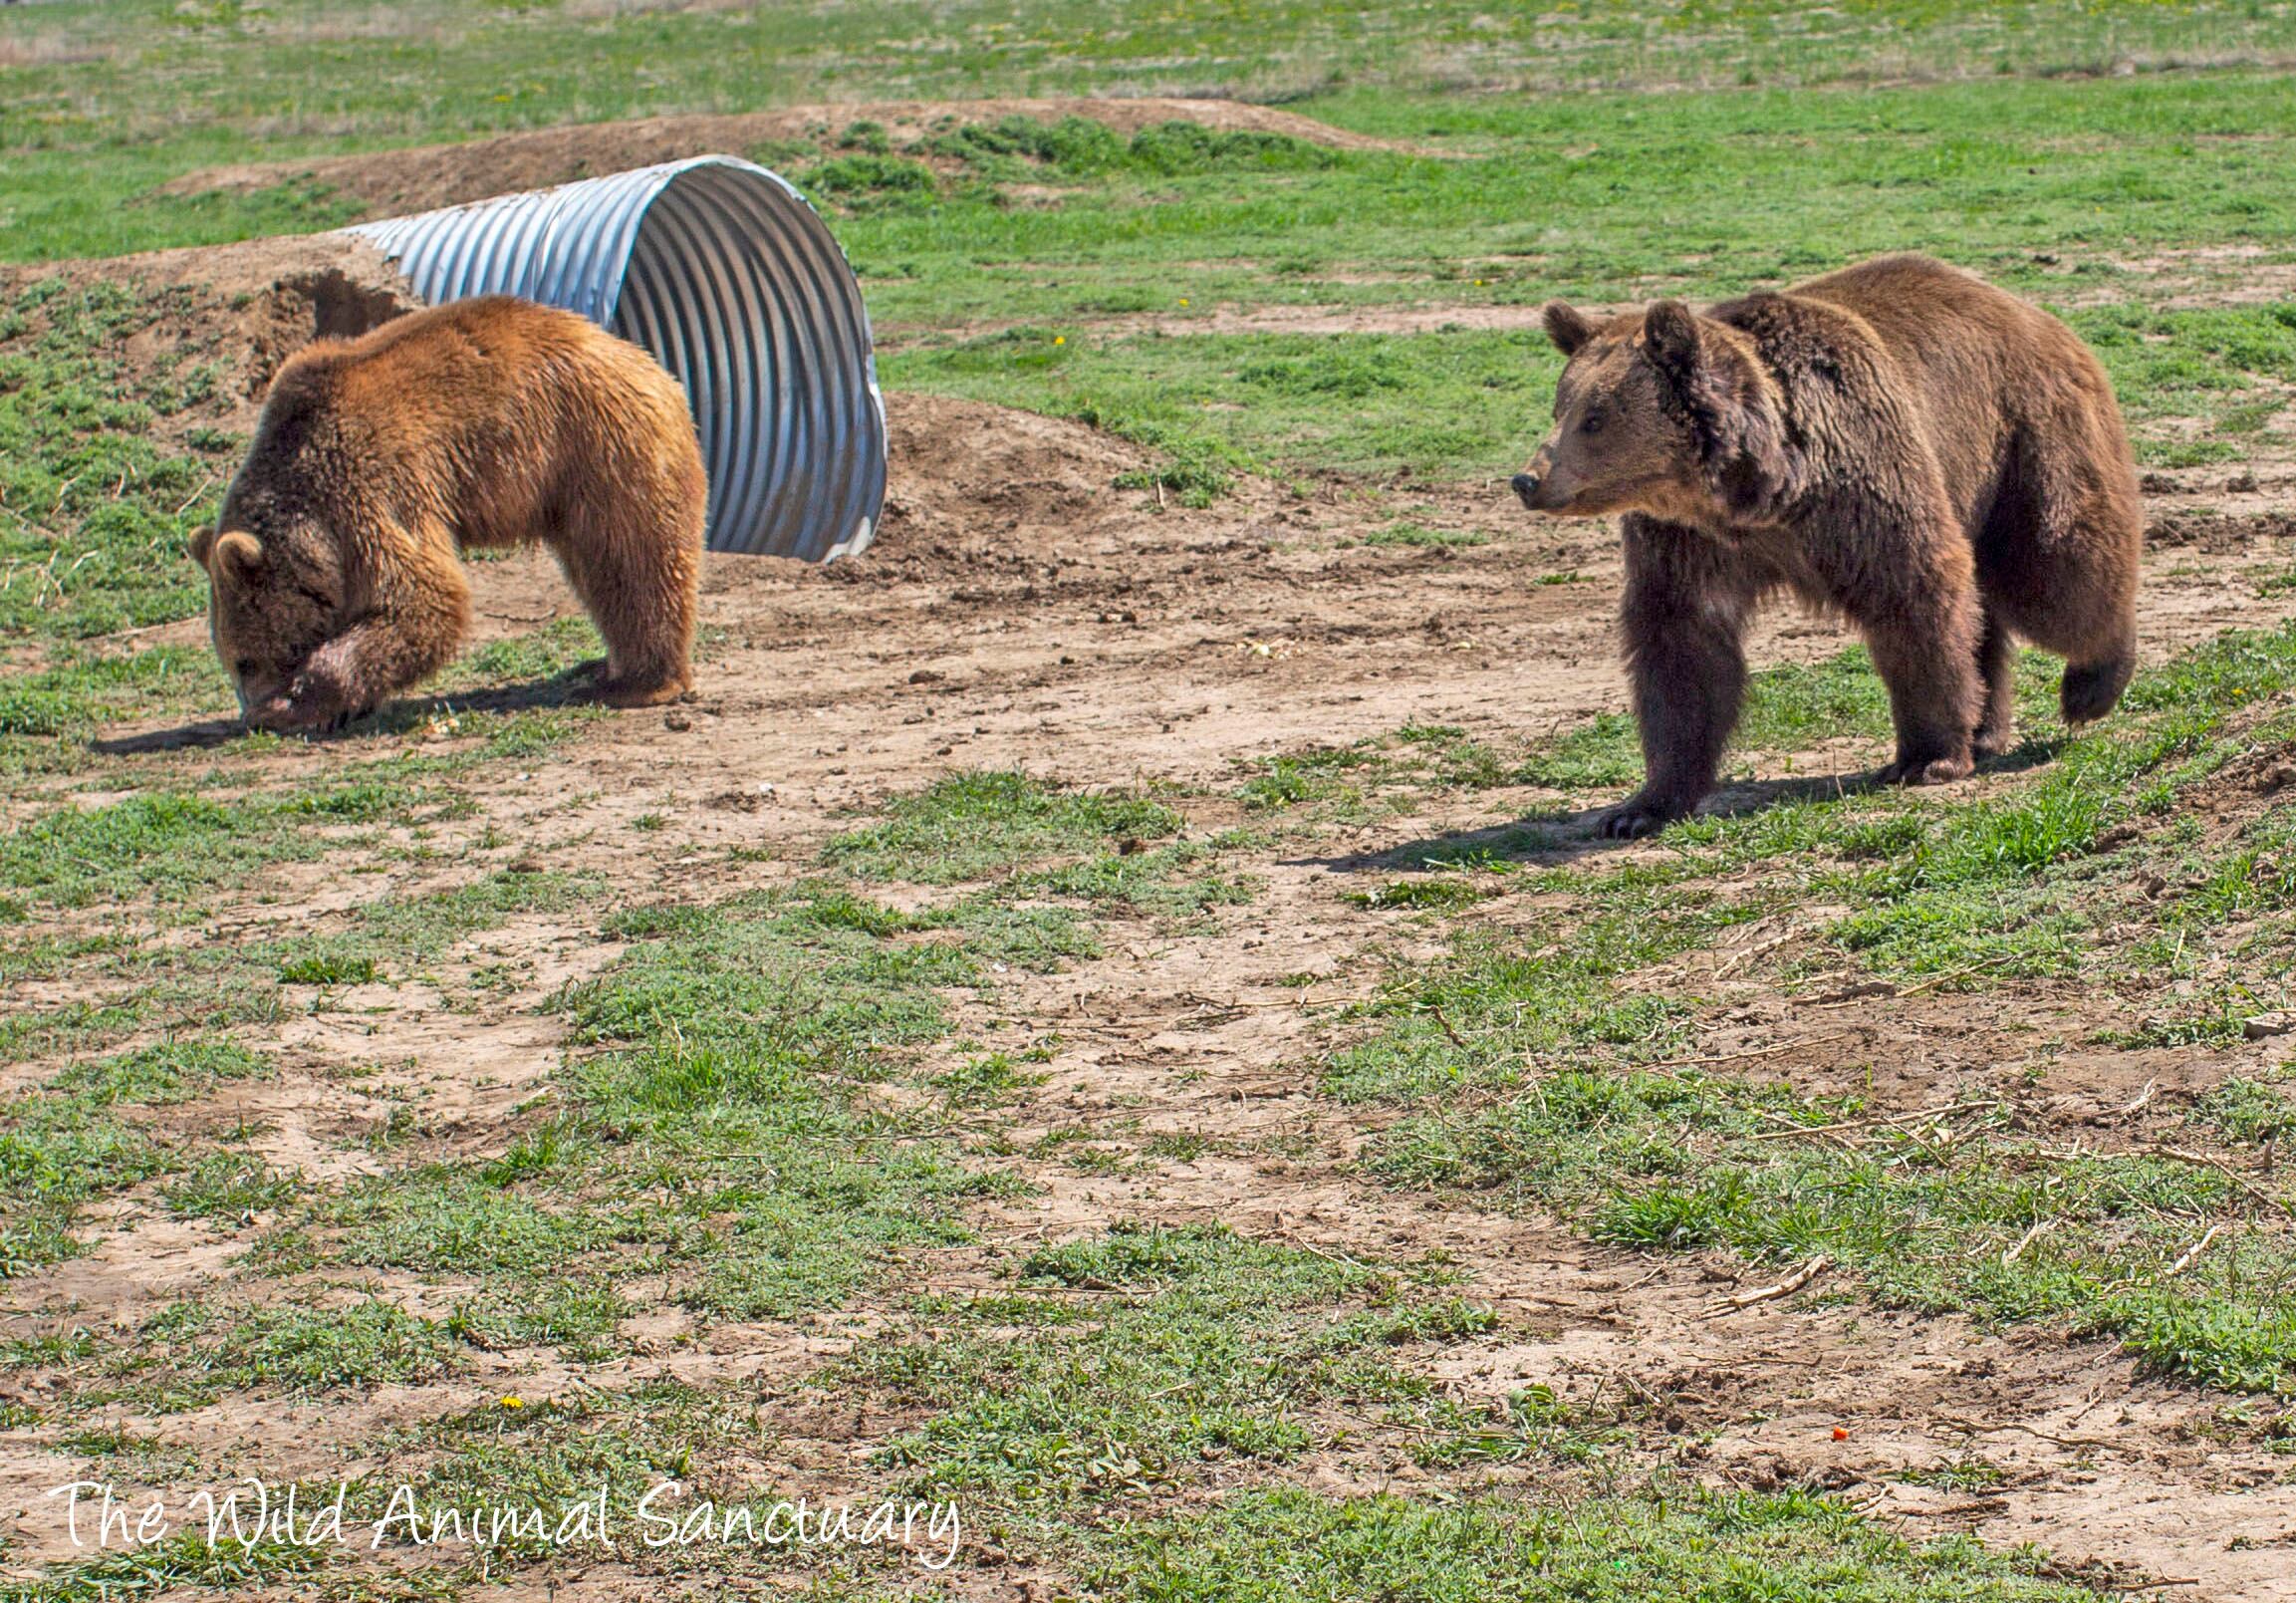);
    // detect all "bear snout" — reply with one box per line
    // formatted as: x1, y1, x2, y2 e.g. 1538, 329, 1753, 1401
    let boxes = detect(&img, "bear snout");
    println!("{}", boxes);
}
1510, 472, 1542, 509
